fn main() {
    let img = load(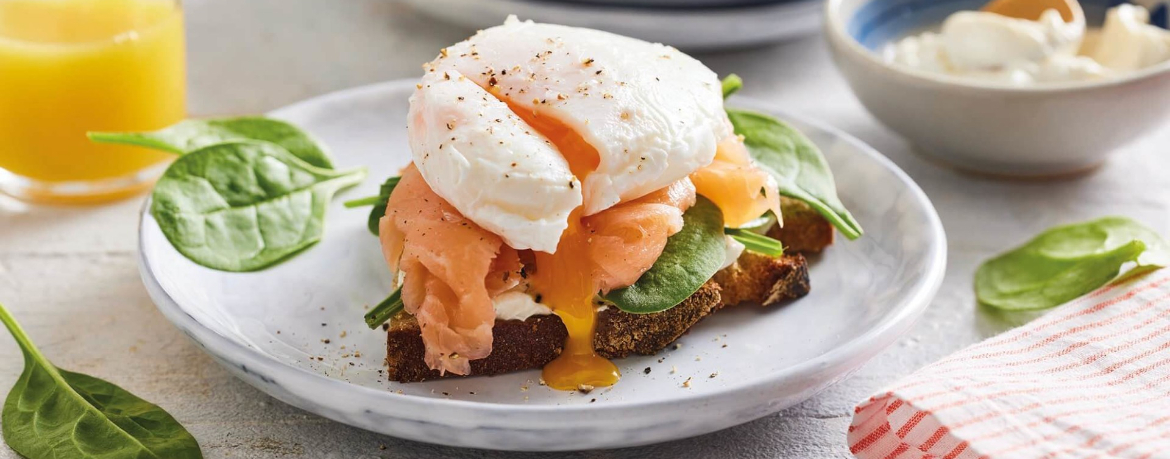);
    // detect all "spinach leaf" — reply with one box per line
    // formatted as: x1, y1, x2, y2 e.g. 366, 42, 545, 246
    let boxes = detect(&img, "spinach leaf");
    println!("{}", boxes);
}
726, 108, 863, 240
344, 176, 401, 236
364, 289, 404, 329
0, 303, 201, 459
721, 74, 743, 99
726, 227, 785, 257
604, 196, 727, 314
975, 217, 1169, 311
151, 141, 366, 272
89, 117, 335, 169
